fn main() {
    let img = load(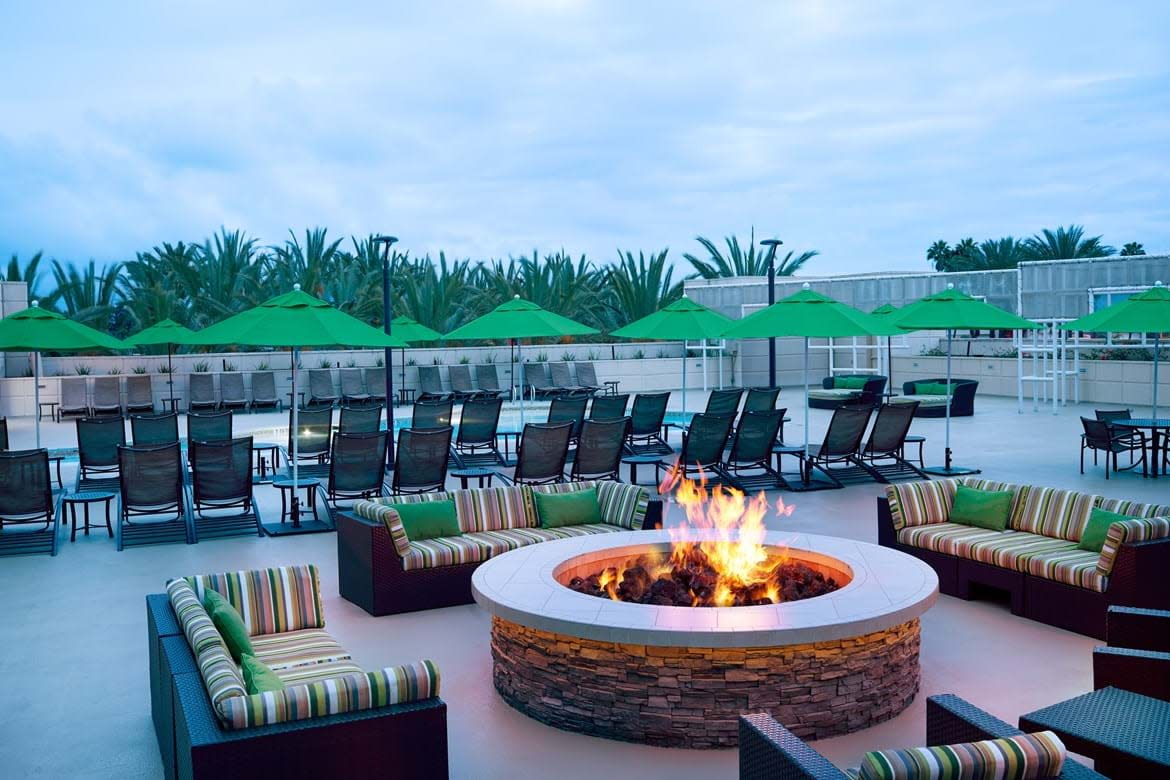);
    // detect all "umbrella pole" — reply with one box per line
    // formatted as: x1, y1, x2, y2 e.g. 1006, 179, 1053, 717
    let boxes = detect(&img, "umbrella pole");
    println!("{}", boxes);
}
34, 351, 41, 449
1154, 333, 1161, 419
887, 337, 893, 399
803, 337, 810, 482
291, 347, 301, 528
944, 329, 953, 471
517, 340, 525, 429
681, 341, 687, 417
